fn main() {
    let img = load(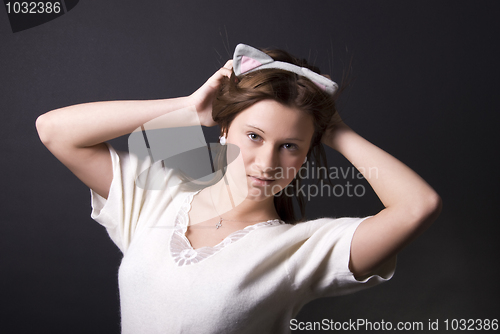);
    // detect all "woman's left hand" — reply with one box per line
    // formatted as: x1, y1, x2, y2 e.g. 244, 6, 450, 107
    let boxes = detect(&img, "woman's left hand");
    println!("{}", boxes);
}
321, 110, 349, 151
